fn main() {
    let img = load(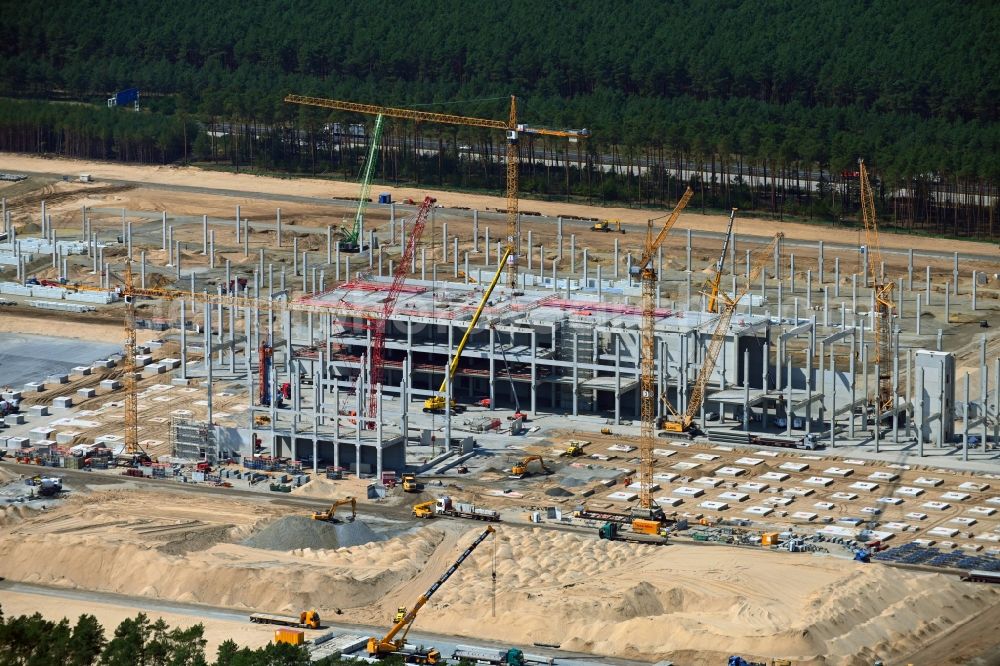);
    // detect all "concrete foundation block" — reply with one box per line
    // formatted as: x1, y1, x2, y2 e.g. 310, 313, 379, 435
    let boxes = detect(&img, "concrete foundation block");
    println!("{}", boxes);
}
46, 374, 69, 385
144, 364, 167, 375
147, 341, 164, 350
134, 354, 153, 367
2, 391, 22, 401
92, 359, 114, 369
160, 358, 181, 369
100, 379, 121, 391
28, 427, 54, 442
53, 396, 73, 408
23, 382, 44, 393
77, 388, 96, 398
71, 366, 92, 376
170, 378, 191, 387
8, 414, 25, 425
55, 432, 79, 444
29, 405, 49, 417
6, 436, 28, 449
